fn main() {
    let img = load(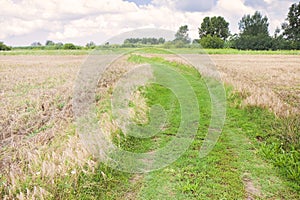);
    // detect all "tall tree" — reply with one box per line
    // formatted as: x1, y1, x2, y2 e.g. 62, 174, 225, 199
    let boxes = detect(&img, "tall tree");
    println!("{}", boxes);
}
31, 42, 42, 46
282, 2, 300, 48
174, 25, 191, 44
234, 11, 272, 50
199, 16, 230, 40
239, 11, 269, 36
45, 40, 55, 46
